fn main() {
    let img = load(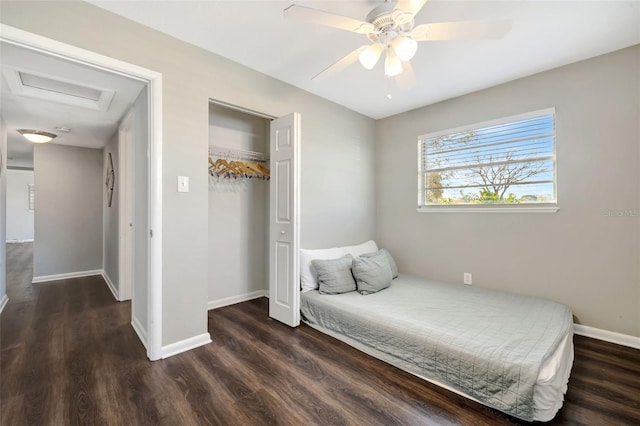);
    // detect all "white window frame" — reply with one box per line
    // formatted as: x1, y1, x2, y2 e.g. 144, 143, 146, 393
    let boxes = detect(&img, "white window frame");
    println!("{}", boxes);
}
417, 108, 559, 213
